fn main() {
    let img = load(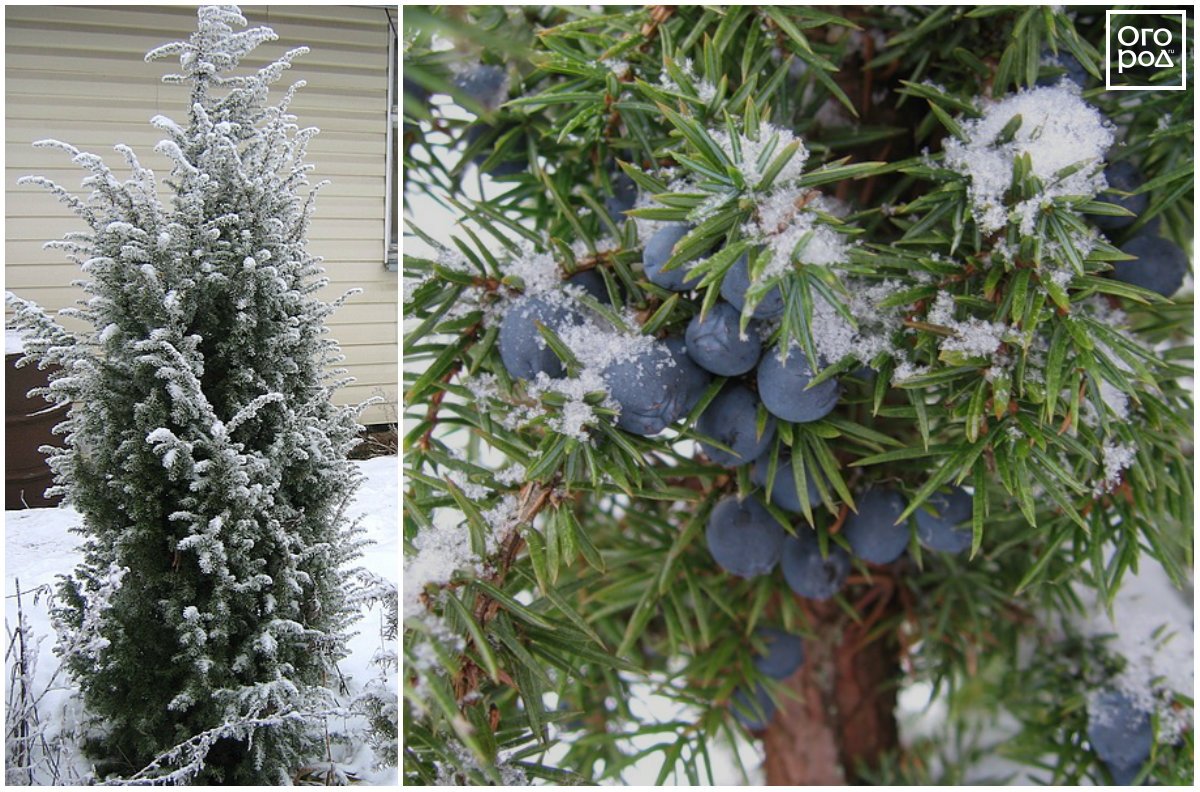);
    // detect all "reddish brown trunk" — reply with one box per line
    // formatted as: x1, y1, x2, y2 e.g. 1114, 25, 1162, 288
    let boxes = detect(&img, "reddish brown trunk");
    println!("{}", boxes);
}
762, 600, 900, 785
